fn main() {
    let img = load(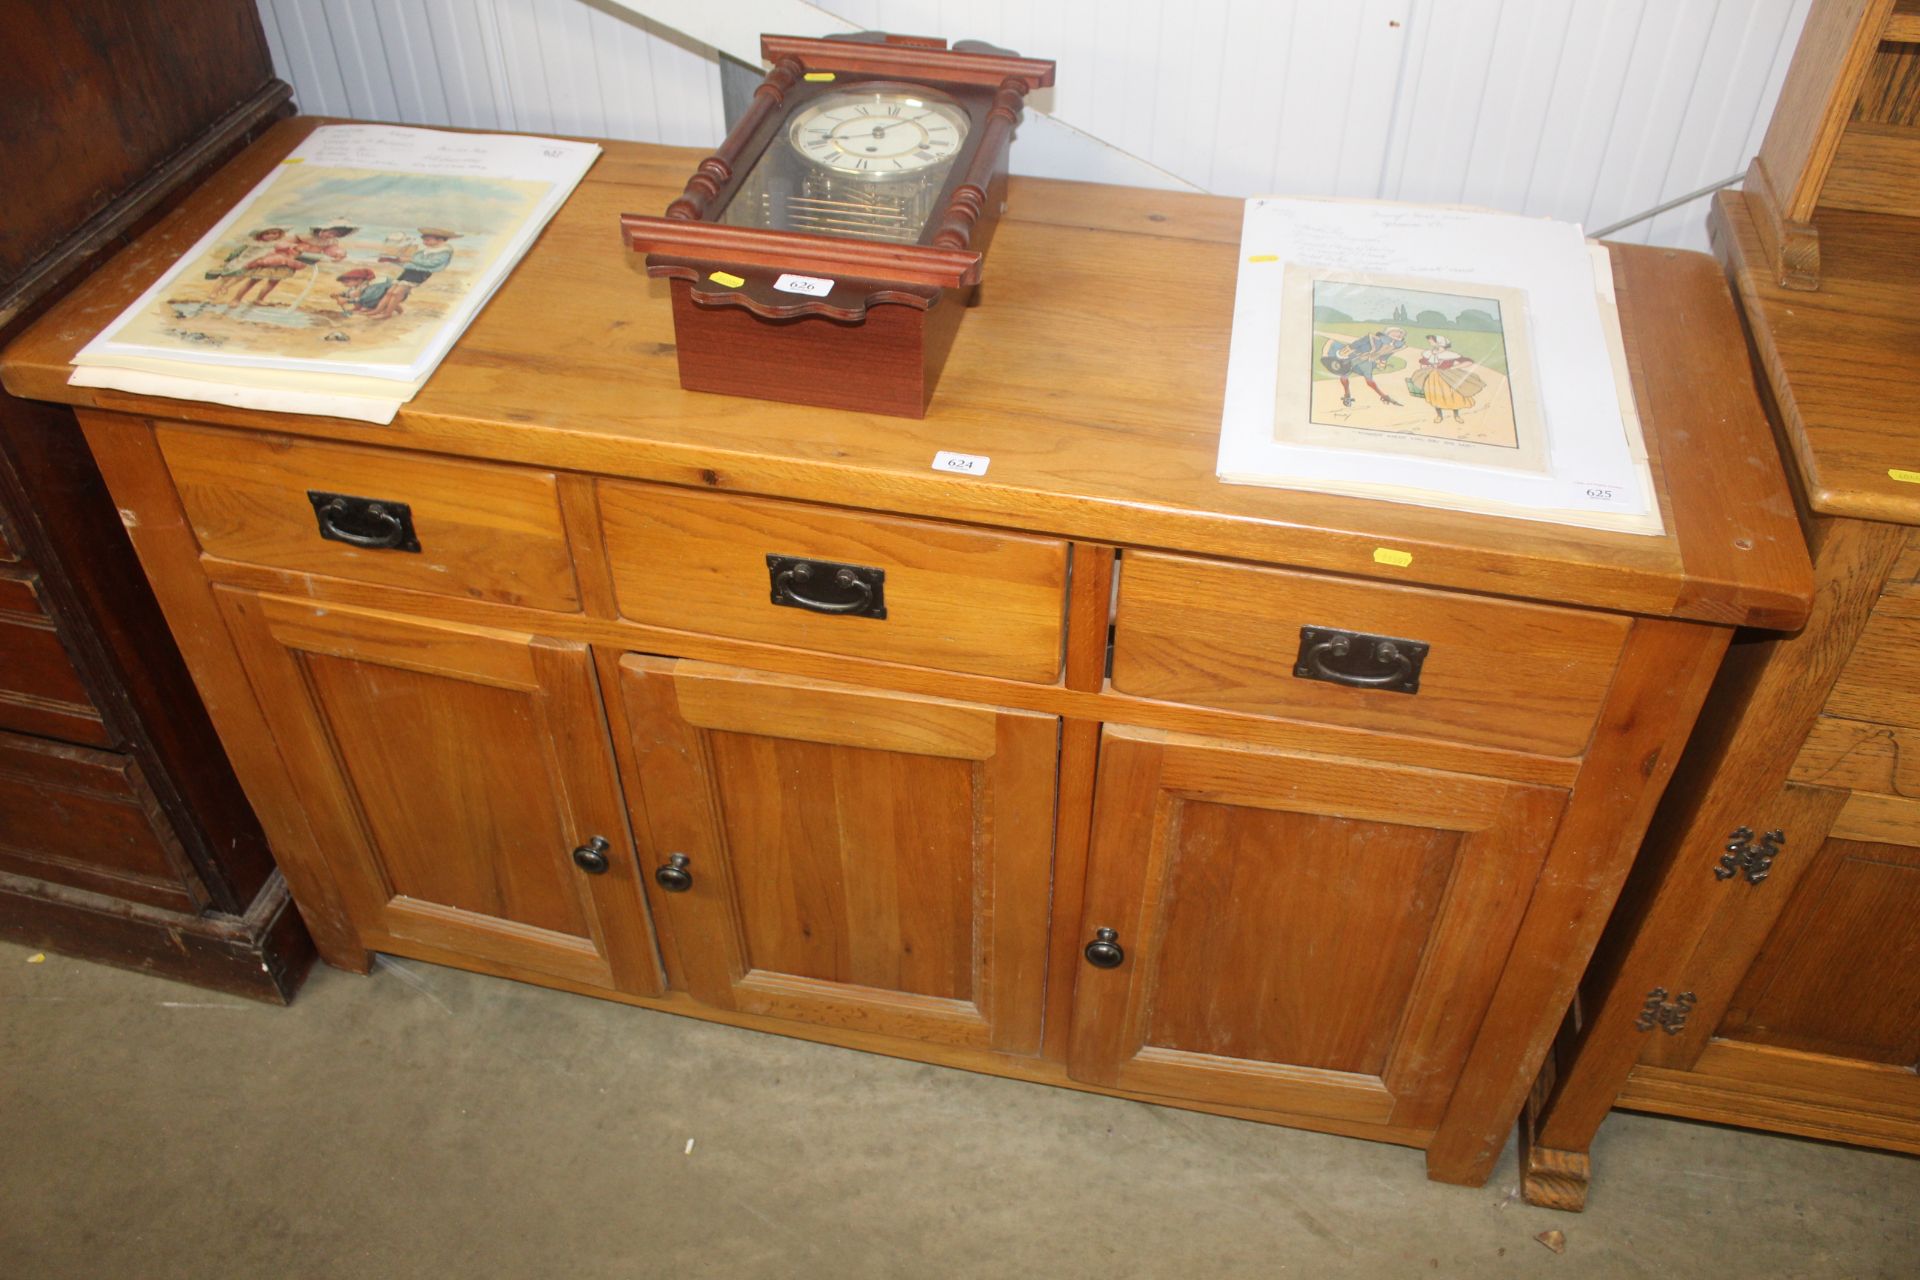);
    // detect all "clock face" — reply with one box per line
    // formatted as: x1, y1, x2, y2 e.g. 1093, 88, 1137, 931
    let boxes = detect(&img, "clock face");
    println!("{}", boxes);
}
787, 89, 970, 178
